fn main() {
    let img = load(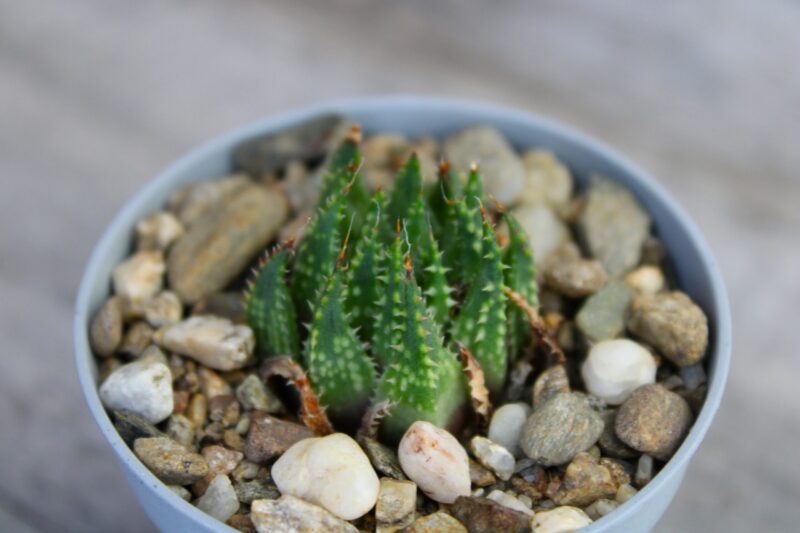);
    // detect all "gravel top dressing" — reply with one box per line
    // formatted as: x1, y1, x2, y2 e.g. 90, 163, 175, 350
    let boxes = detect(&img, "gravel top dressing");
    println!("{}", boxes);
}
89, 115, 710, 532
